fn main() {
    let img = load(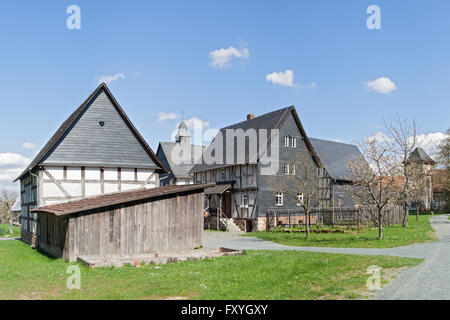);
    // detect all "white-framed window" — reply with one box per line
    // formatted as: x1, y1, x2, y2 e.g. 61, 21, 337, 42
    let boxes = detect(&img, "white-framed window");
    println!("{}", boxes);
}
291, 164, 296, 175
284, 136, 290, 147
338, 196, 344, 208
297, 193, 304, 206
202, 172, 206, 184
283, 164, 290, 175
276, 193, 284, 206
242, 194, 248, 206
291, 137, 297, 148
